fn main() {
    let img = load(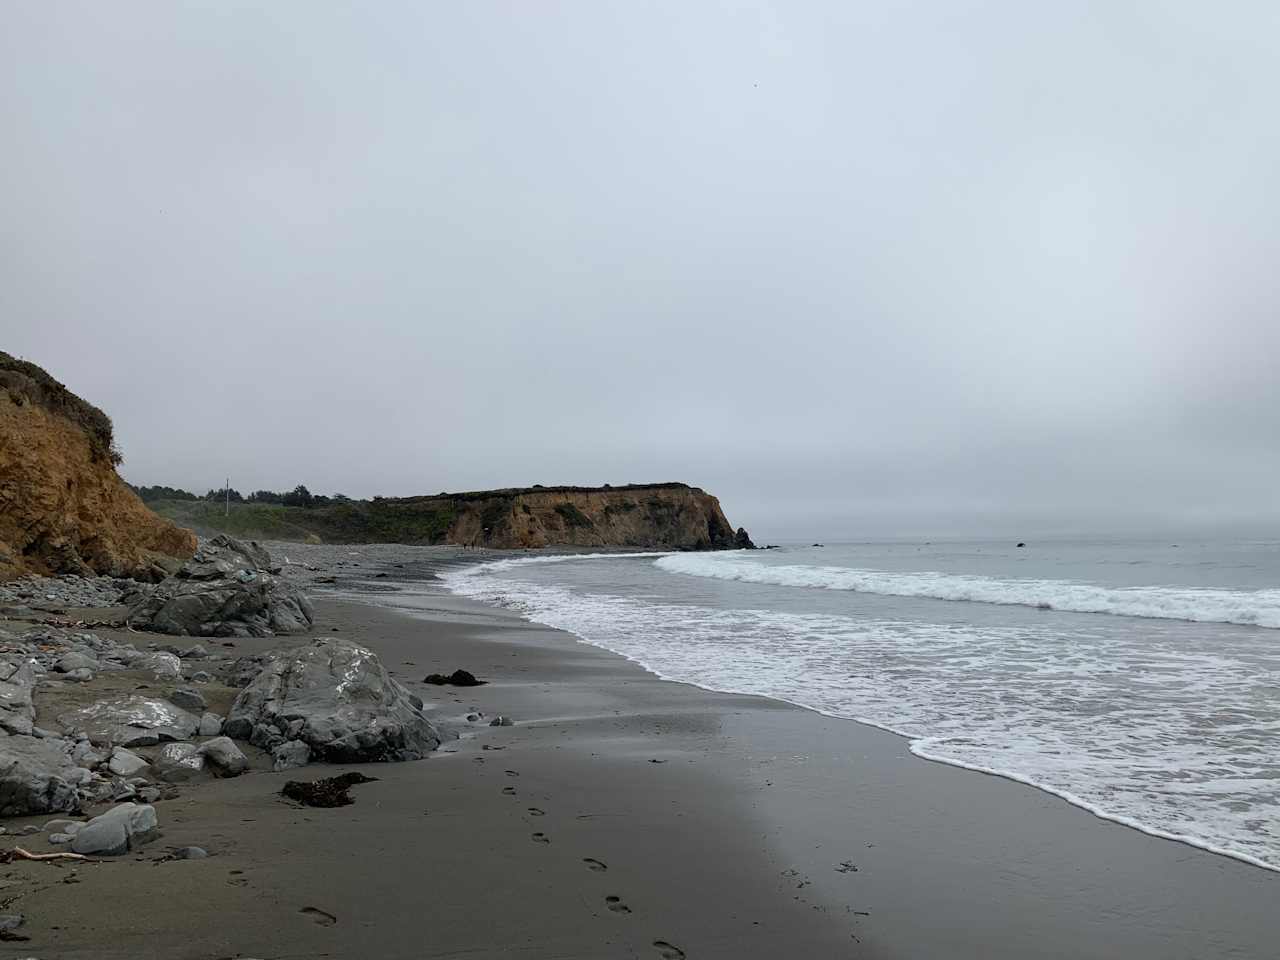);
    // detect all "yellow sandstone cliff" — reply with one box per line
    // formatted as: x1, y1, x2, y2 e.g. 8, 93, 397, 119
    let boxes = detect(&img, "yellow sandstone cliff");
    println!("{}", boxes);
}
0, 353, 196, 581
441, 483, 753, 550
